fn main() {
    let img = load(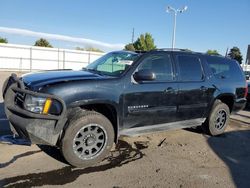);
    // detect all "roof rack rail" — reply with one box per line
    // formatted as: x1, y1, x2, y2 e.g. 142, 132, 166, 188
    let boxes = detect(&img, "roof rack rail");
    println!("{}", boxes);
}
134, 50, 147, 54
152, 48, 192, 52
